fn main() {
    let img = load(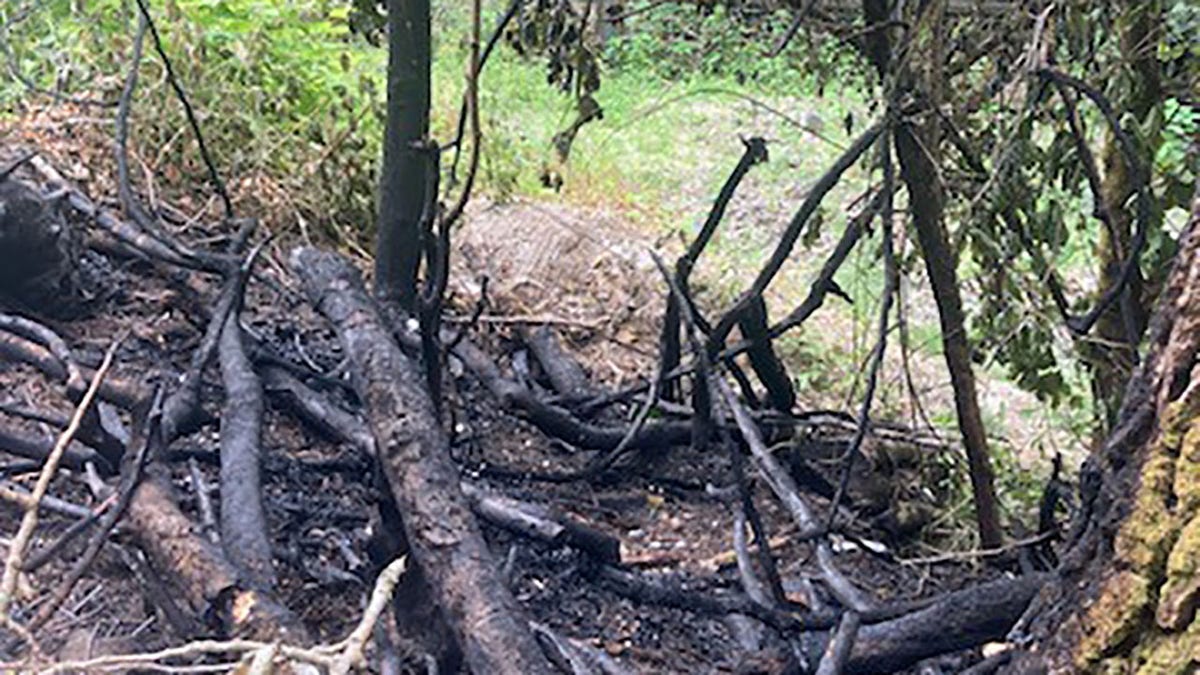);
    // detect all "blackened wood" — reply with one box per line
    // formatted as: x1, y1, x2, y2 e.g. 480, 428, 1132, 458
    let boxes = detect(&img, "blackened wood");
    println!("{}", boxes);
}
217, 315, 275, 589
375, 0, 431, 309
126, 466, 310, 643
291, 246, 554, 674
260, 365, 375, 454
524, 326, 593, 399
842, 574, 1046, 674
738, 296, 796, 412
